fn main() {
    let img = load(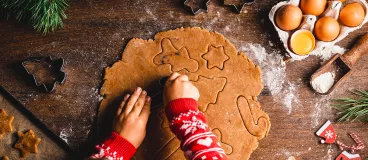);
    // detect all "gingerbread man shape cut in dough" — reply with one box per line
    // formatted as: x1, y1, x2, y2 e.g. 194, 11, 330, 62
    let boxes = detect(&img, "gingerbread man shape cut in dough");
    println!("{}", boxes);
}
153, 38, 199, 73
